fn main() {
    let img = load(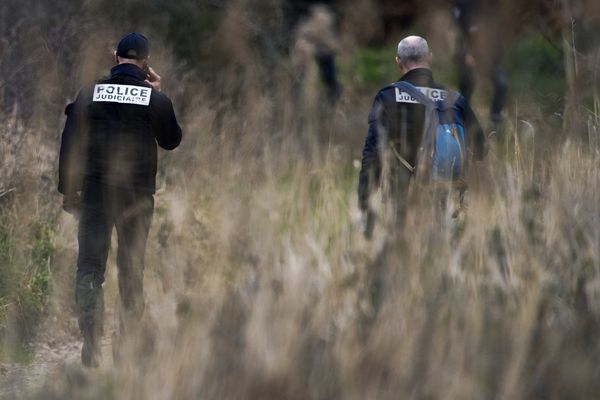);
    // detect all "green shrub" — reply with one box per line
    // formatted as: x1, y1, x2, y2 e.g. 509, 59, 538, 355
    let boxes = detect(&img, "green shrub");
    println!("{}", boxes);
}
0, 214, 56, 359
